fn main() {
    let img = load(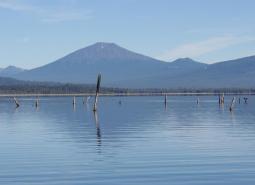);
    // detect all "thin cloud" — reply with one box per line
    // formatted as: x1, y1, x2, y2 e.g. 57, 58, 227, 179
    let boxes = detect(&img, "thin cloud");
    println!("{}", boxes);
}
0, 0, 92, 22
0, 0, 32, 11
41, 10, 92, 23
158, 36, 255, 61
